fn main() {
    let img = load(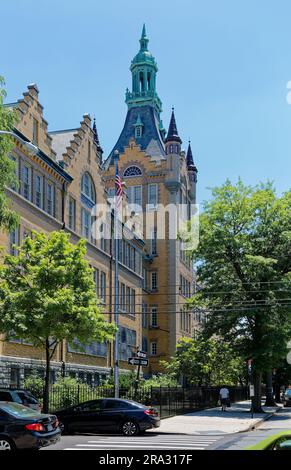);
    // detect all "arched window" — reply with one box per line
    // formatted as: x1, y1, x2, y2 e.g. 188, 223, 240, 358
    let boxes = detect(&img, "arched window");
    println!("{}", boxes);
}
123, 166, 142, 178
81, 172, 96, 203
